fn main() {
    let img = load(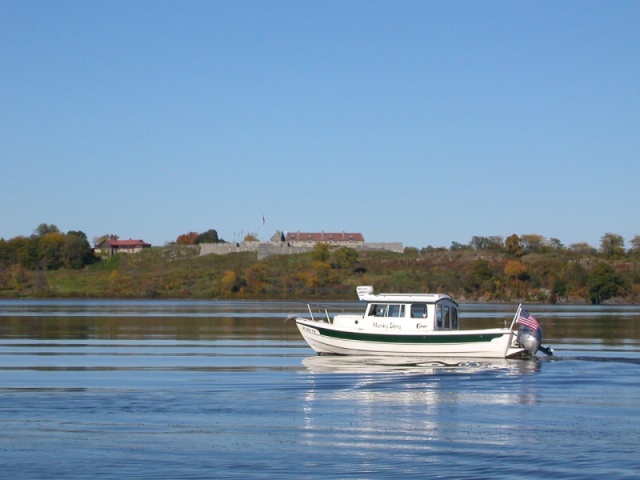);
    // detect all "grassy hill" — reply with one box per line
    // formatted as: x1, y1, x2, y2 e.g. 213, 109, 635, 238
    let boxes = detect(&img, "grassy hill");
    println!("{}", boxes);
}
4, 243, 638, 304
